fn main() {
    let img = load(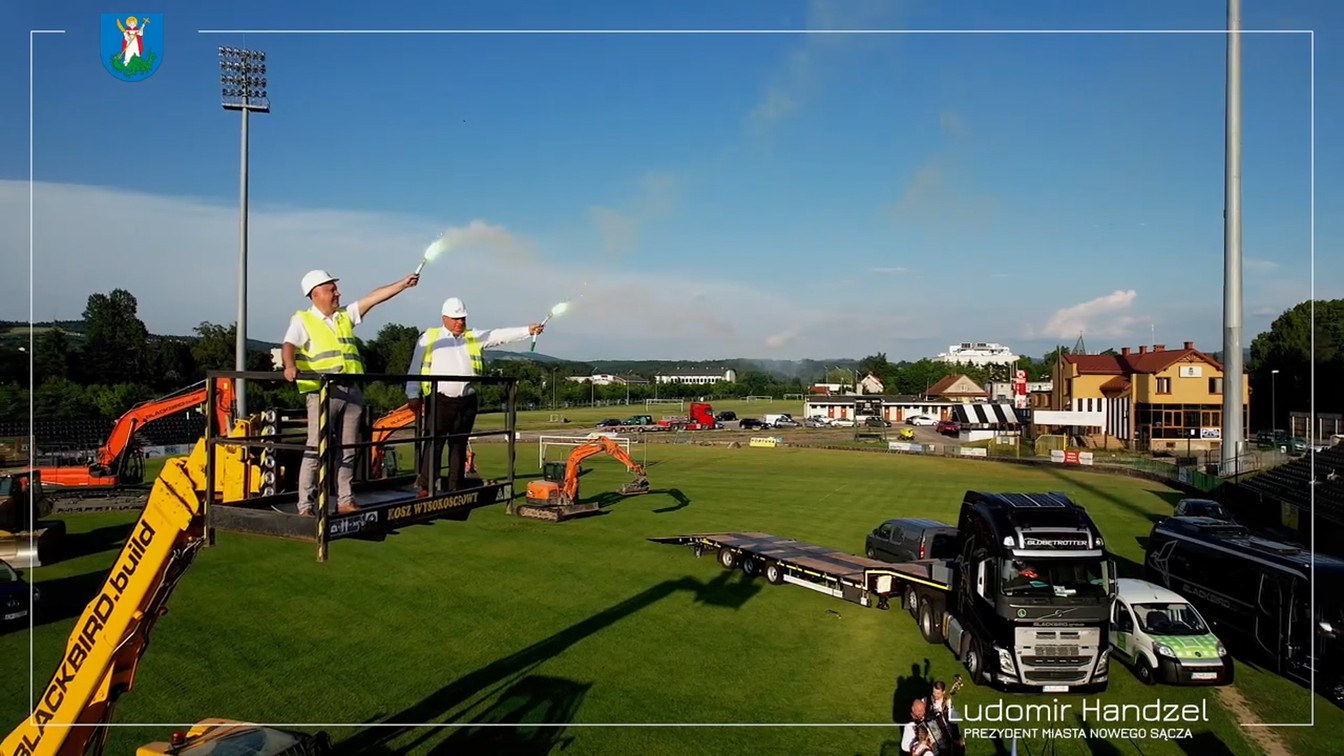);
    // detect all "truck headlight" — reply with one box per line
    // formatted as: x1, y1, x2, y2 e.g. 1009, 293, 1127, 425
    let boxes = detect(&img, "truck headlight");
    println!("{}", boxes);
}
1154, 642, 1175, 658
999, 648, 1016, 675
1097, 648, 1109, 668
